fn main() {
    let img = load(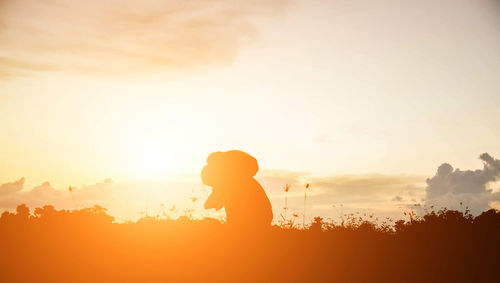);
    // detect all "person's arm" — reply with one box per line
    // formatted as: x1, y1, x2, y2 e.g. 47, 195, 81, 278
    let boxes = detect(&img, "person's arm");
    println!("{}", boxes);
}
204, 189, 224, 210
